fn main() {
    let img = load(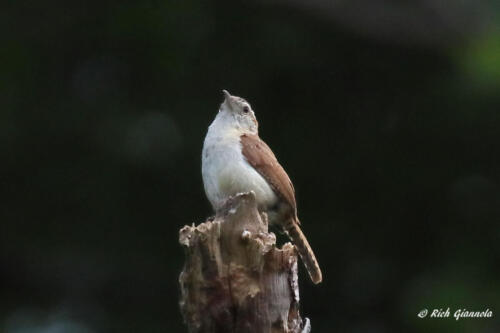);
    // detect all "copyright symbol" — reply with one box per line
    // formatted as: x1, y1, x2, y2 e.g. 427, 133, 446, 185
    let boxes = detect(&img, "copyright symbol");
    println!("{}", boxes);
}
418, 309, 428, 318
